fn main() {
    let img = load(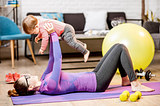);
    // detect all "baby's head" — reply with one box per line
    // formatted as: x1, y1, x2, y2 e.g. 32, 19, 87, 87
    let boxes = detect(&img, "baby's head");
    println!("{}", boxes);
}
22, 15, 39, 34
